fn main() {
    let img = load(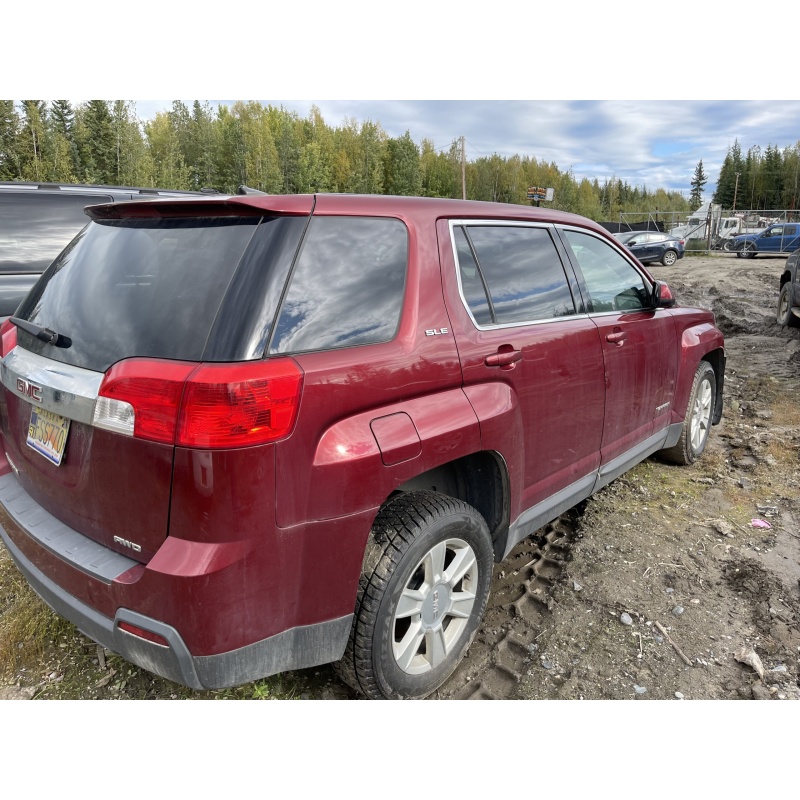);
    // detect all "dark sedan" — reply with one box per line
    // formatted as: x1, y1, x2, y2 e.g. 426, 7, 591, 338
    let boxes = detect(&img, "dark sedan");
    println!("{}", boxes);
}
613, 230, 685, 266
